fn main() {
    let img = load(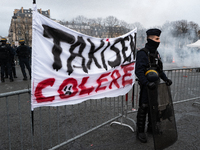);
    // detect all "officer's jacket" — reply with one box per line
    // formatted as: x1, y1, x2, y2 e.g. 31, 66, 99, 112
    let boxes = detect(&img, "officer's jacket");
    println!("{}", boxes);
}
135, 48, 168, 86
0, 44, 14, 61
16, 45, 31, 58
